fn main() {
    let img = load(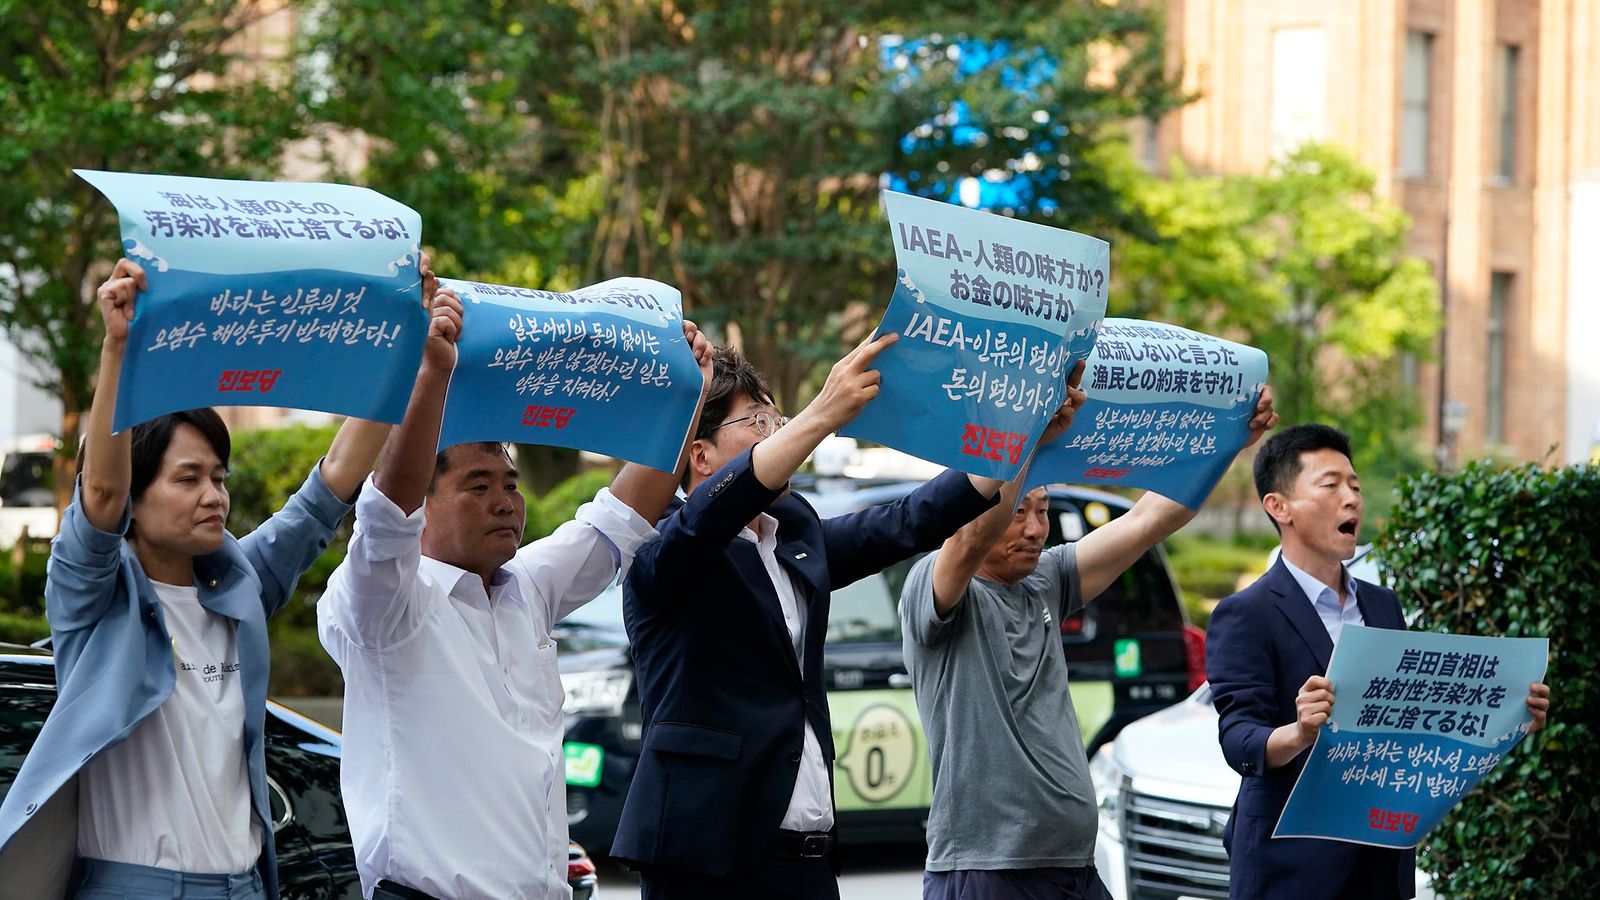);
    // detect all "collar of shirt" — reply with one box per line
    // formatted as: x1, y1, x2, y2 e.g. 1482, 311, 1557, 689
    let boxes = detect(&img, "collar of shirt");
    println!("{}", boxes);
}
416, 556, 518, 610
1281, 553, 1355, 613
737, 512, 779, 550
